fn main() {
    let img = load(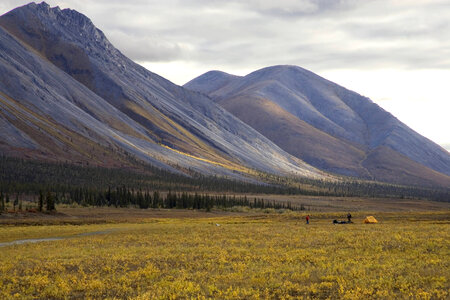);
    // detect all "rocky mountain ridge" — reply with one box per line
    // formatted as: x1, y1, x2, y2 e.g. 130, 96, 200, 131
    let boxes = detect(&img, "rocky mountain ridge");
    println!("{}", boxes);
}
185, 65, 450, 187
1, 2, 449, 188
0, 2, 324, 181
